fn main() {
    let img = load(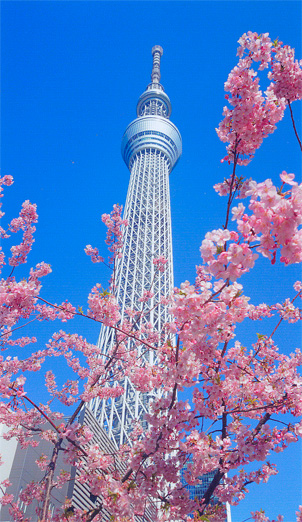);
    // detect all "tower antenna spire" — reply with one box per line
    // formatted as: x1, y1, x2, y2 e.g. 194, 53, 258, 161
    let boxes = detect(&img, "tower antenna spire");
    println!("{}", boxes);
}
151, 45, 163, 84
